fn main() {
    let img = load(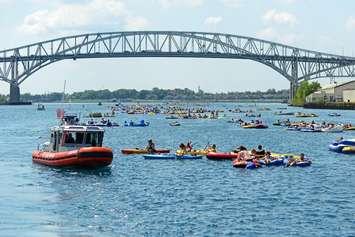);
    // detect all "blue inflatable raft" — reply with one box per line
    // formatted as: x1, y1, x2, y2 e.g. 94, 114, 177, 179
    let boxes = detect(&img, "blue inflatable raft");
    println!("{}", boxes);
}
329, 139, 355, 153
